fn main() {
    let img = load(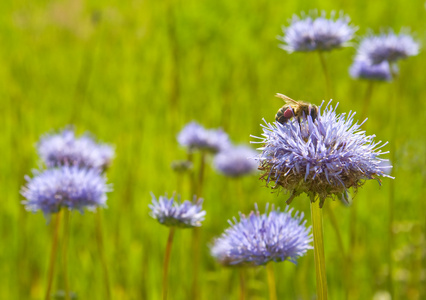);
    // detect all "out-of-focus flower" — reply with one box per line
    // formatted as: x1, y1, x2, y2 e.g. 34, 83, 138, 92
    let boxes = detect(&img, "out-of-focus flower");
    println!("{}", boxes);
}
171, 160, 193, 173
278, 11, 356, 53
177, 122, 230, 153
252, 101, 393, 207
349, 58, 393, 81
213, 145, 258, 177
356, 30, 419, 65
21, 166, 111, 216
210, 204, 312, 266
149, 194, 206, 228
37, 128, 114, 171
